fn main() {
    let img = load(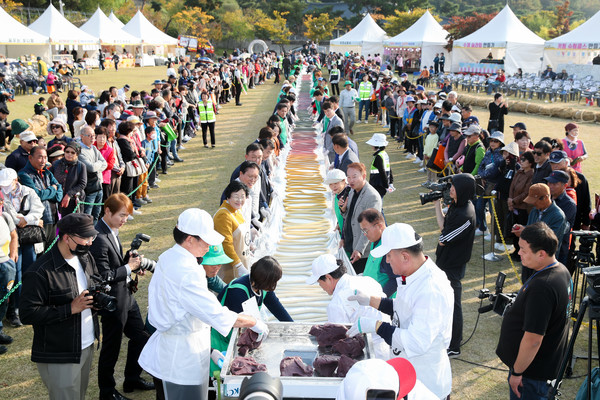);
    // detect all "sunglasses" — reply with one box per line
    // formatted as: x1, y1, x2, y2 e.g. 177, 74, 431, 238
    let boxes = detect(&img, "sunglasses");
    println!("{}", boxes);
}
51, 125, 62, 130
27, 140, 38, 144
534, 151, 544, 156
64, 150, 76, 155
